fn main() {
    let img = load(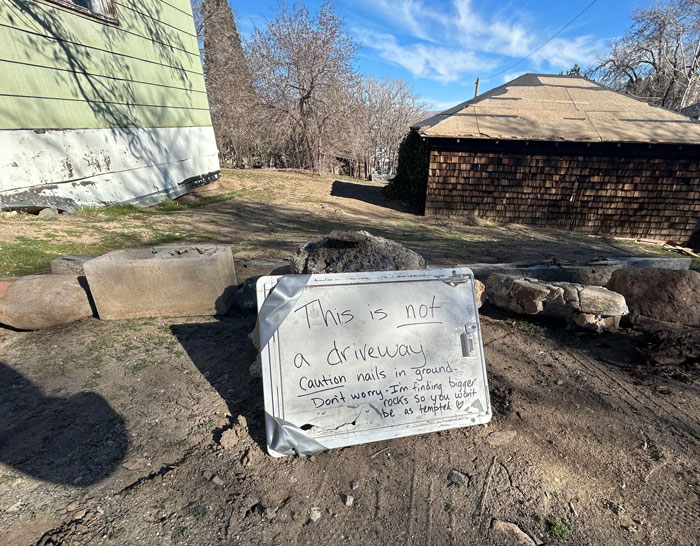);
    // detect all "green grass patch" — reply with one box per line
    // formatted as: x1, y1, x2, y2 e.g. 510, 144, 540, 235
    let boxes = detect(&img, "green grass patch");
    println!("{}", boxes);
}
0, 227, 214, 277
546, 517, 571, 541
77, 204, 147, 216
